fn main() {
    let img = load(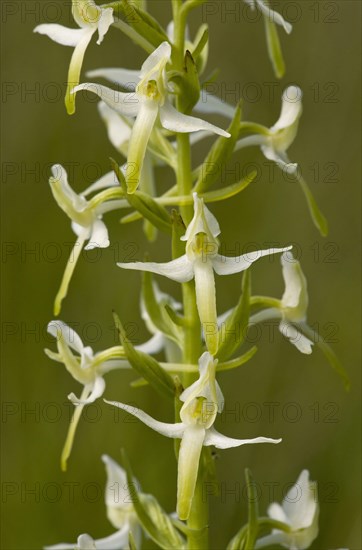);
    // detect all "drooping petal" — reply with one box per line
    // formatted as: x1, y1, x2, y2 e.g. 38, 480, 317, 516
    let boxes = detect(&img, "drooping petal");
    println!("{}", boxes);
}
194, 92, 235, 119
34, 24, 88, 47
212, 246, 292, 276
193, 260, 218, 355
125, 100, 159, 193
66, 30, 95, 114
279, 320, 313, 354
48, 320, 84, 354
69, 376, 105, 404
177, 425, 206, 520
117, 255, 195, 284
104, 400, 185, 439
160, 101, 231, 138
87, 67, 140, 89
204, 427, 282, 448
84, 218, 110, 250
255, 0, 292, 34
73, 83, 140, 117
